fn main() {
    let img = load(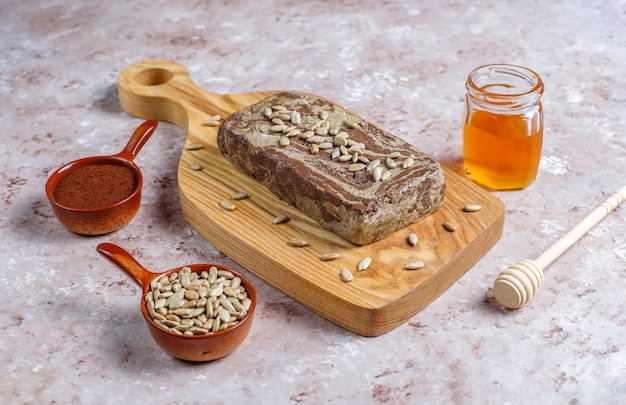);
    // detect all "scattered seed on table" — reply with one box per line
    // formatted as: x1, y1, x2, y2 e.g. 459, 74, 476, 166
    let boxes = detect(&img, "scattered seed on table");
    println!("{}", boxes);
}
202, 118, 220, 127
273, 214, 289, 224
184, 143, 204, 150
321, 253, 340, 261
463, 204, 482, 212
340, 268, 354, 282
232, 191, 249, 200
443, 221, 457, 232
405, 261, 425, 270
357, 257, 372, 271
288, 238, 308, 247
189, 162, 203, 171
408, 233, 418, 246
219, 200, 237, 211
